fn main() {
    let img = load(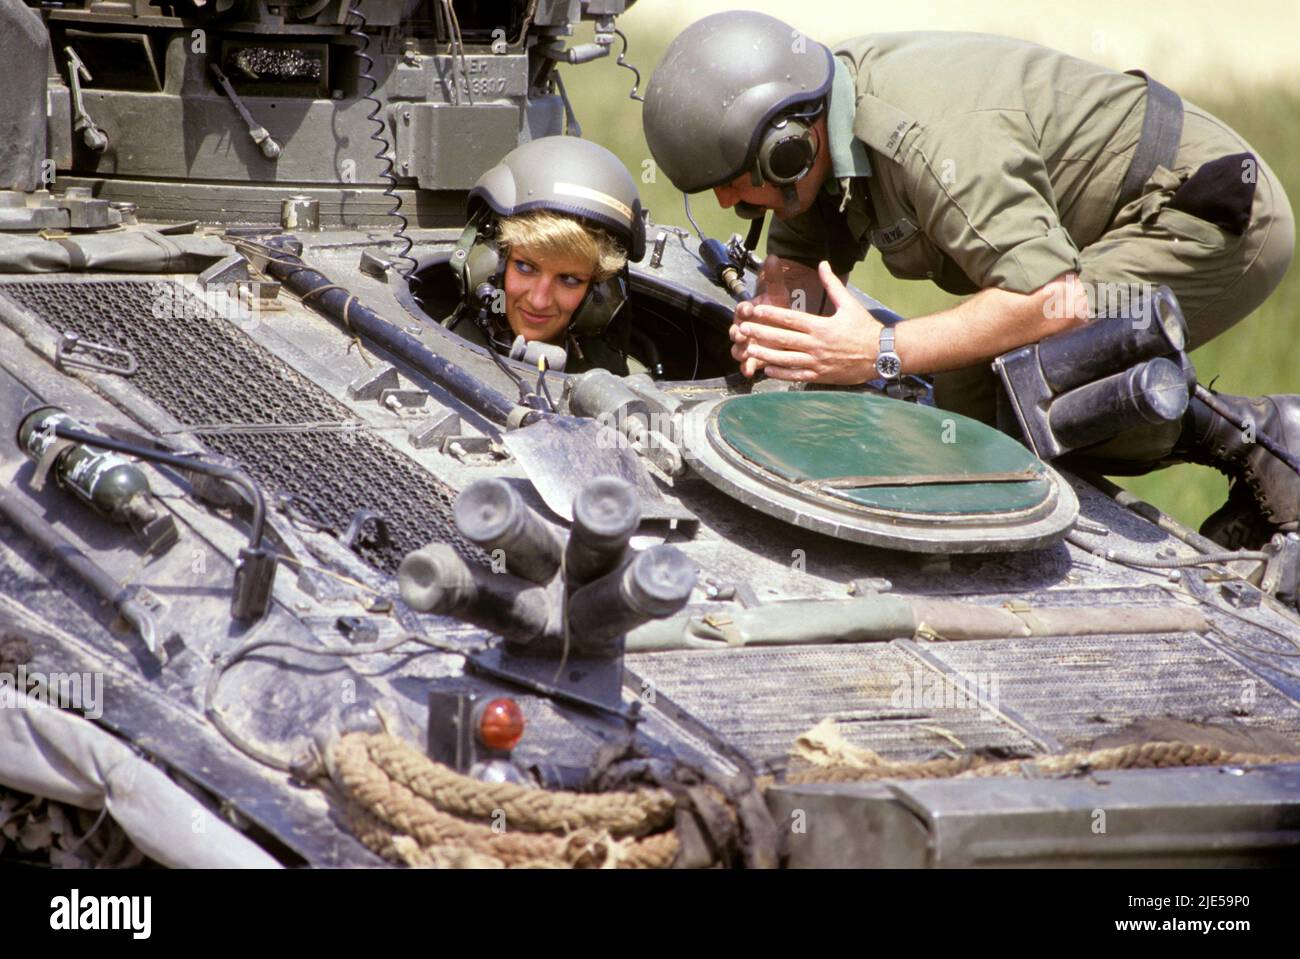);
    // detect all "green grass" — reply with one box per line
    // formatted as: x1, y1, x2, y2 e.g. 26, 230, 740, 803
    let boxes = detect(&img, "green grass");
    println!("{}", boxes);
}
566, 47, 1299, 530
